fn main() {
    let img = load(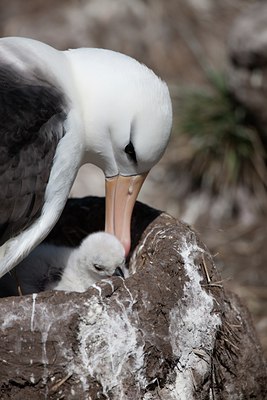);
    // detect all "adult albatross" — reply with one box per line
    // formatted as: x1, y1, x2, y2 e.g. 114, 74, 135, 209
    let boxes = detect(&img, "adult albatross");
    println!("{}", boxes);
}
0, 37, 172, 278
